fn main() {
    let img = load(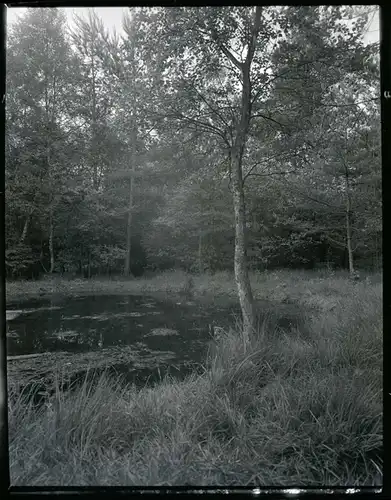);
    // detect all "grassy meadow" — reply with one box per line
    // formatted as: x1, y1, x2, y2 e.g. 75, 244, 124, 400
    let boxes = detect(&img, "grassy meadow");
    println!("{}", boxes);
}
7, 270, 382, 486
